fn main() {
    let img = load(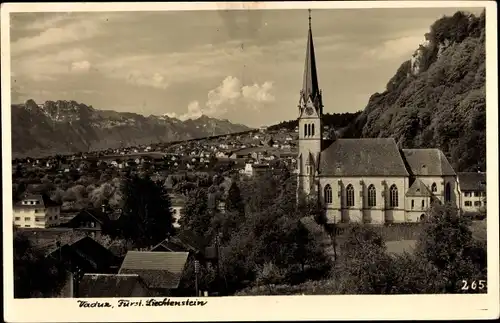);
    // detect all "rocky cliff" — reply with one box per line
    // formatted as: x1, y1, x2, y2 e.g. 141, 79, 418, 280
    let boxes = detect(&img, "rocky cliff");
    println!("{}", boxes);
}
343, 11, 486, 172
